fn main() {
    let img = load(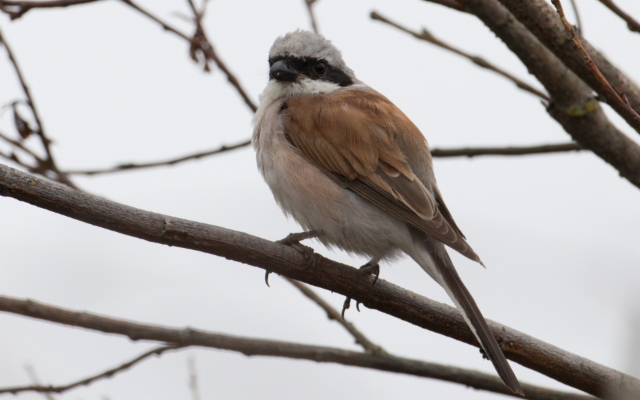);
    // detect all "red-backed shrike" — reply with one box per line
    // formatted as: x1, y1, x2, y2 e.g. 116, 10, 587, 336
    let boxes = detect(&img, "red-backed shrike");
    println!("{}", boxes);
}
253, 30, 523, 395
